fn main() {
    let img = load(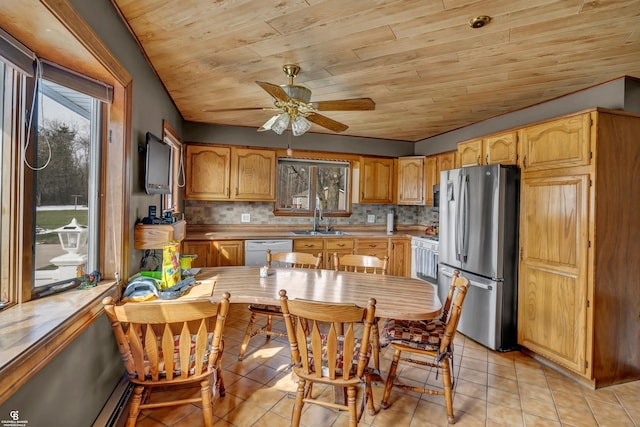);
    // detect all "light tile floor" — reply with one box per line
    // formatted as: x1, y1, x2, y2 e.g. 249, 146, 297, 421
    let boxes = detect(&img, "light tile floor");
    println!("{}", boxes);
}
134, 304, 640, 426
